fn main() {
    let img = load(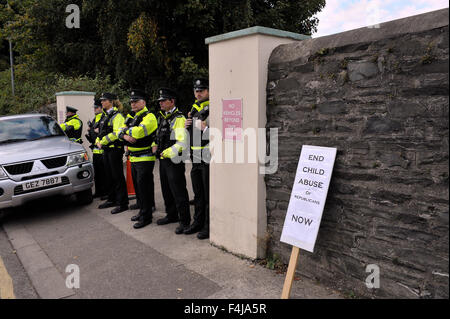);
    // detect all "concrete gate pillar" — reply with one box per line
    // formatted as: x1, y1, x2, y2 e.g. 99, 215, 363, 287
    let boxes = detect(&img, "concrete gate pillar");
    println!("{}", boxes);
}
55, 91, 96, 158
206, 27, 308, 259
